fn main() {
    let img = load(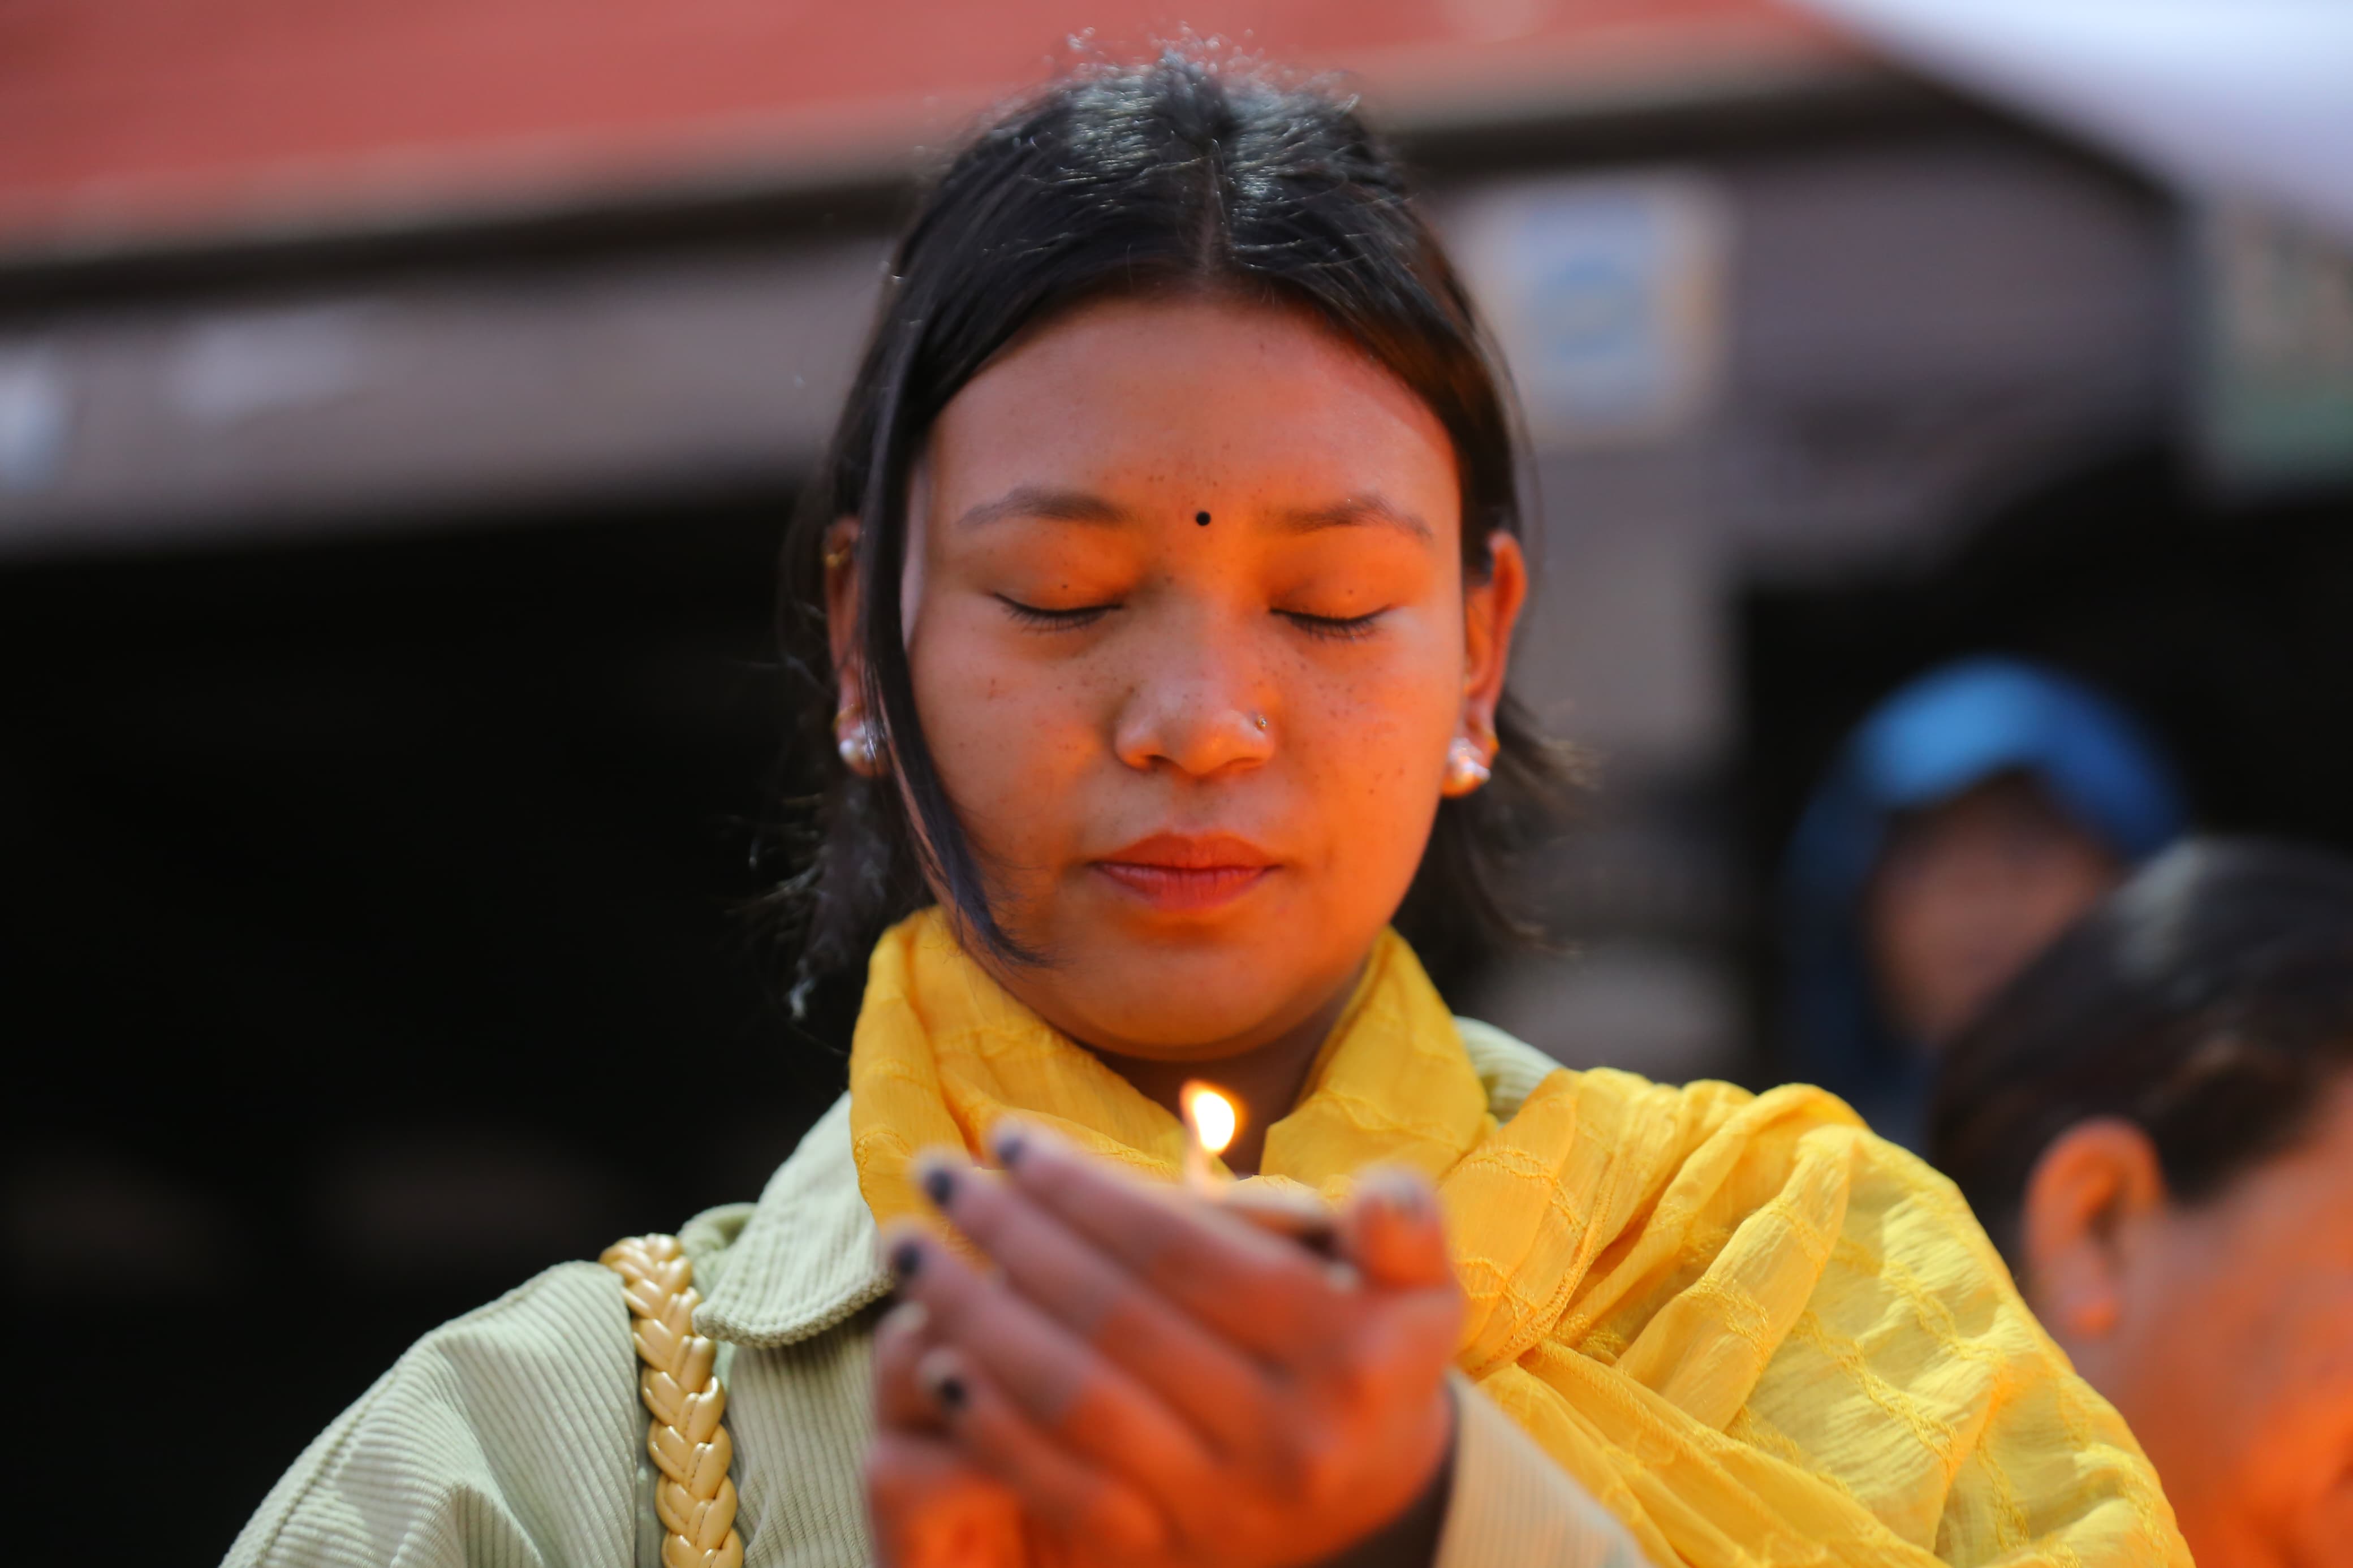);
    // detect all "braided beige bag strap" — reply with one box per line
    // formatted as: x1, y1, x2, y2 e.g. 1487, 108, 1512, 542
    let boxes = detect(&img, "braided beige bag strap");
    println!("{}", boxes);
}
602, 1234, 745, 1568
